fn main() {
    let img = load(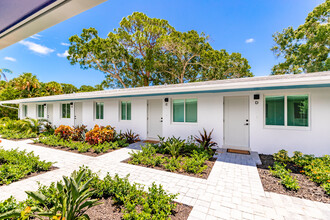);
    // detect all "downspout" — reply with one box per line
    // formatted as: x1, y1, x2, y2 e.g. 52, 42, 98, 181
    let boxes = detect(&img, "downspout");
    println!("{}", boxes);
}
0, 103, 19, 110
